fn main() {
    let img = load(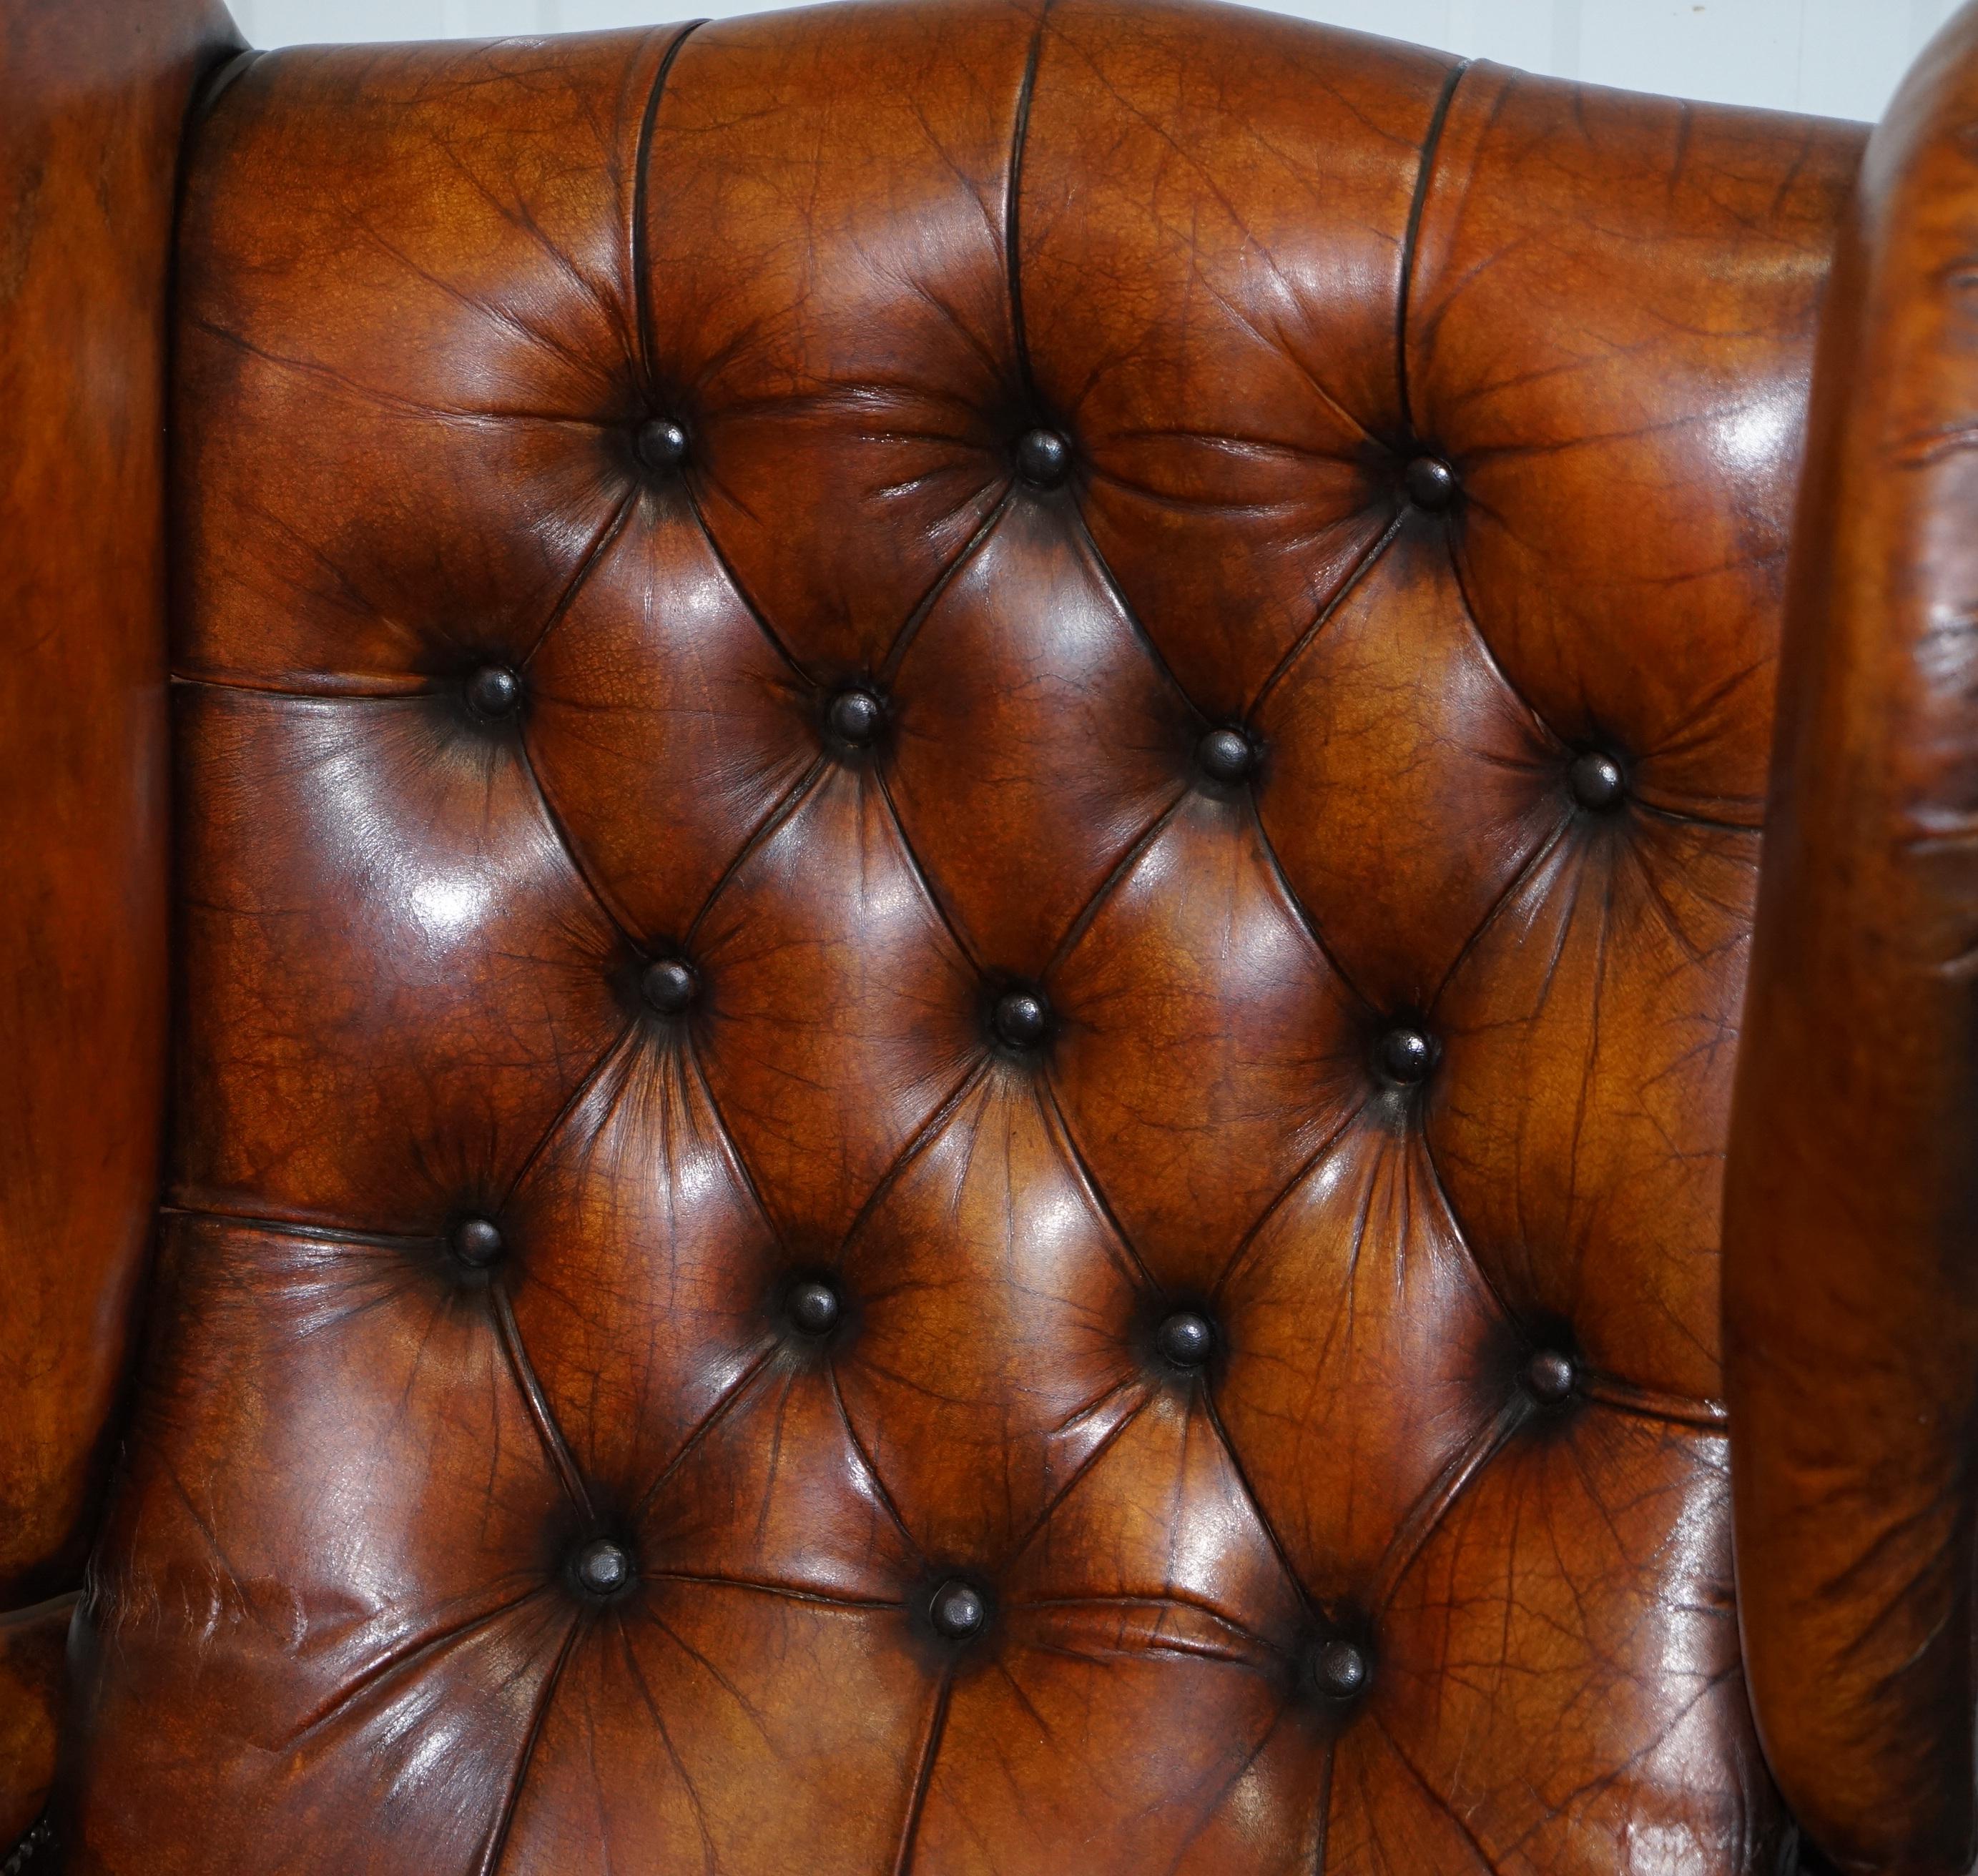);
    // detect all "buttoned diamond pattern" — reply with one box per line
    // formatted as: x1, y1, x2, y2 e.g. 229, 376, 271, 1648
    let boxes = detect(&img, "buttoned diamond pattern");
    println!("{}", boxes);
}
71, 5, 1863, 1872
